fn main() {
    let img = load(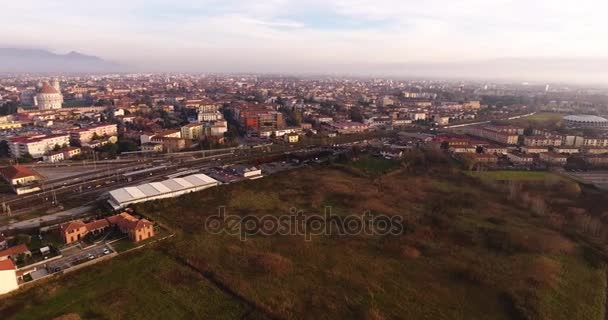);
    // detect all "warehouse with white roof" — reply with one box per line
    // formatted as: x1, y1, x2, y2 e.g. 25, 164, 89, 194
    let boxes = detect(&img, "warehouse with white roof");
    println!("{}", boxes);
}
108, 174, 219, 210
